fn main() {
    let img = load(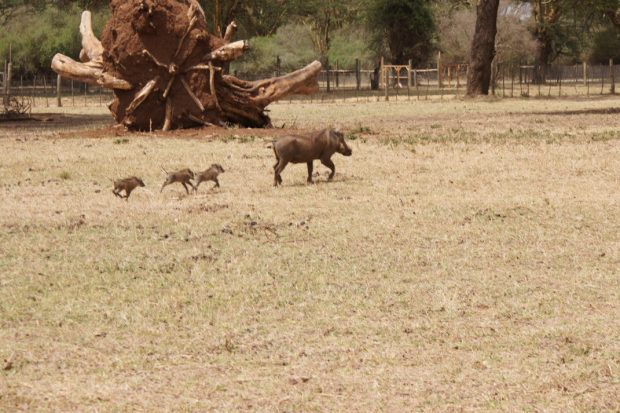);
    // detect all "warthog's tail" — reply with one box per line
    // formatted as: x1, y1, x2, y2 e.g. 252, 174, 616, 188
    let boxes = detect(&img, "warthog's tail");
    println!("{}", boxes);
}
160, 166, 169, 175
